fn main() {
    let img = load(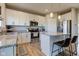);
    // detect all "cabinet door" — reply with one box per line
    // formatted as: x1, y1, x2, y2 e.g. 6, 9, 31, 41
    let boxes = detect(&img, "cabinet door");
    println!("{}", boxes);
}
6, 9, 13, 25
38, 16, 45, 26
29, 14, 37, 21
18, 12, 26, 25
14, 11, 20, 25
6, 9, 19, 25
29, 14, 33, 21
25, 13, 30, 26
21, 33, 31, 43
0, 46, 16, 56
34, 15, 39, 22
6, 9, 28, 25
